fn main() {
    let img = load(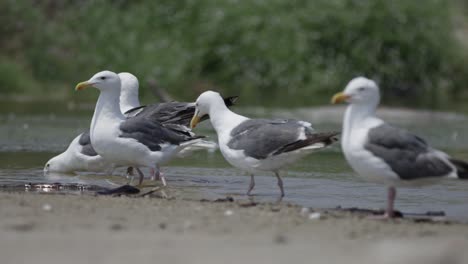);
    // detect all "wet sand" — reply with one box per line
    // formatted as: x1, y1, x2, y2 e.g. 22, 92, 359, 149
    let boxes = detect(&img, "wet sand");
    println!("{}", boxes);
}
1, 192, 468, 264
